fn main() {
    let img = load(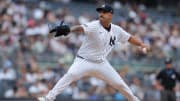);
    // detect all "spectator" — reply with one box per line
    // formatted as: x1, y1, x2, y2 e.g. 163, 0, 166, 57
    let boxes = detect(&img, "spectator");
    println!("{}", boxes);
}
130, 77, 144, 100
